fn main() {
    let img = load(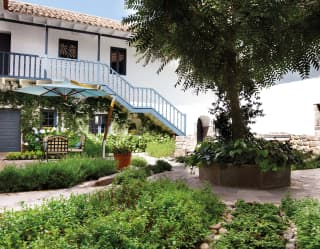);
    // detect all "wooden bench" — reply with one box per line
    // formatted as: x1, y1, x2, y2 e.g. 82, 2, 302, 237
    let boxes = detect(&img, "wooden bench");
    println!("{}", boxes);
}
68, 135, 86, 154
43, 135, 68, 161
